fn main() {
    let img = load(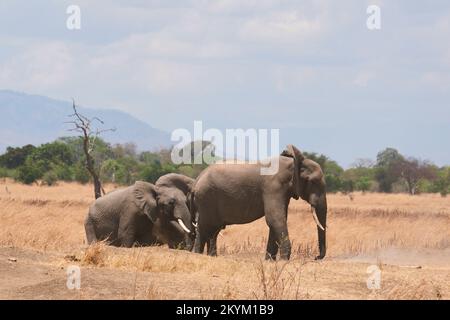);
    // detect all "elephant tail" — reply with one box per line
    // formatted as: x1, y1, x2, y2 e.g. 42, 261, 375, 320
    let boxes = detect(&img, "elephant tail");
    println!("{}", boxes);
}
84, 214, 97, 245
